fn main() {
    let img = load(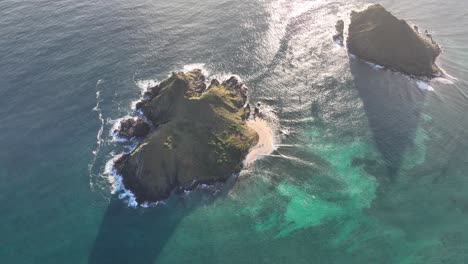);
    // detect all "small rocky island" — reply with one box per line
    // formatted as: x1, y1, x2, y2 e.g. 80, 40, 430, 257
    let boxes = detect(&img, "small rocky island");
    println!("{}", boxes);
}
114, 69, 258, 203
344, 4, 442, 77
